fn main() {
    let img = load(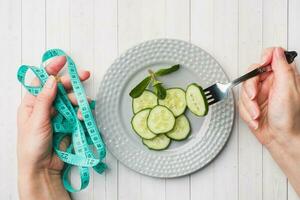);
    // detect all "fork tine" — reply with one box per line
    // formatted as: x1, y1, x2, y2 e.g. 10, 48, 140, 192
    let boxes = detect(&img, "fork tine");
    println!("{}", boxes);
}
203, 87, 210, 93
206, 96, 214, 101
204, 90, 210, 95
208, 98, 219, 105
206, 93, 212, 98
